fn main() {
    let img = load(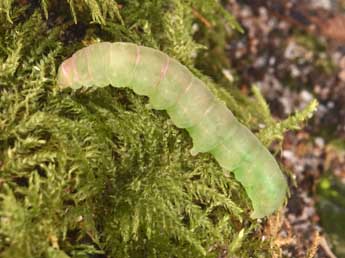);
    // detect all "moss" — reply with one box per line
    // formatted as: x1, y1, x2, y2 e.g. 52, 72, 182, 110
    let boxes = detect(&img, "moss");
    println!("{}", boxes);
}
0, 1, 316, 257
317, 176, 345, 257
